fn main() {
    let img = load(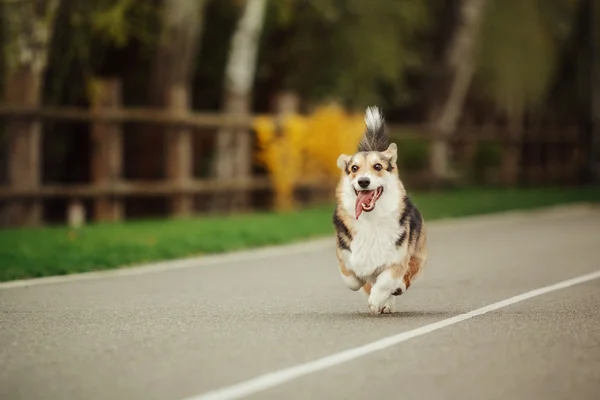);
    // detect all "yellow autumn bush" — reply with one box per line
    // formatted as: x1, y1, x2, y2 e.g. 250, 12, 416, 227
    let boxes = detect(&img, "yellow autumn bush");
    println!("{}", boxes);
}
254, 103, 364, 211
